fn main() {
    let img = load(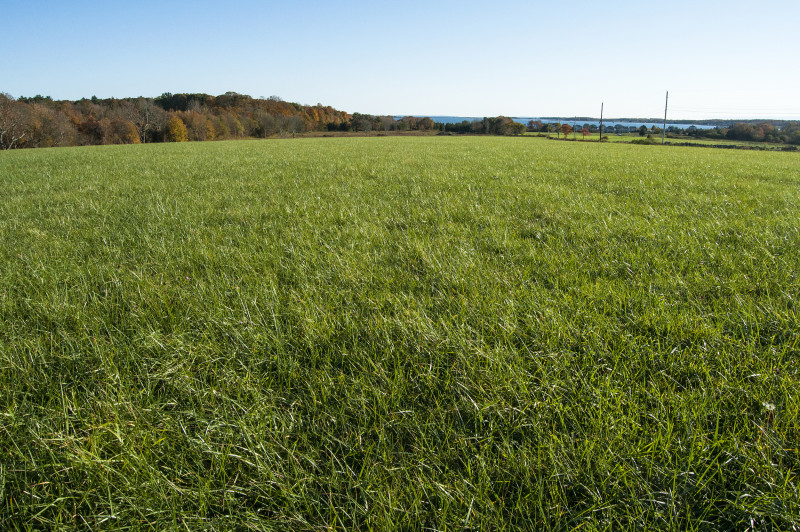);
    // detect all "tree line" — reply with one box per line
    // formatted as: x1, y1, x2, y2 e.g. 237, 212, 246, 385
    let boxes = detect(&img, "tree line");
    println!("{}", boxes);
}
0, 92, 448, 150
8, 90, 795, 149
525, 118, 800, 145
441, 117, 526, 136
686, 122, 800, 144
